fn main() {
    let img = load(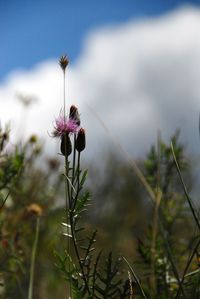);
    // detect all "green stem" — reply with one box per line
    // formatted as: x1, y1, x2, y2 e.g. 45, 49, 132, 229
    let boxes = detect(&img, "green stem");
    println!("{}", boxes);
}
69, 212, 91, 296
62, 63, 72, 298
28, 217, 40, 299
68, 149, 91, 296
65, 154, 72, 299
